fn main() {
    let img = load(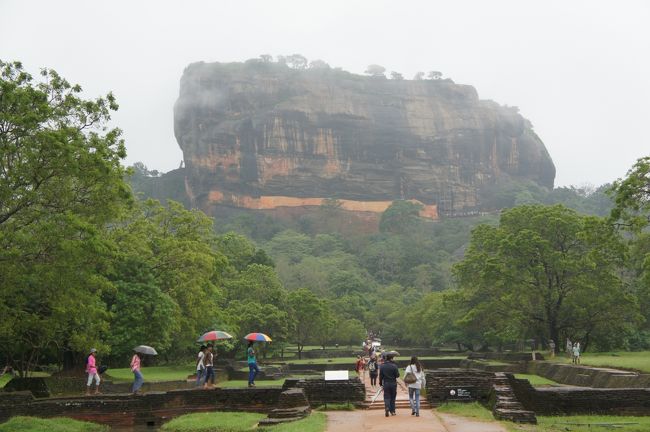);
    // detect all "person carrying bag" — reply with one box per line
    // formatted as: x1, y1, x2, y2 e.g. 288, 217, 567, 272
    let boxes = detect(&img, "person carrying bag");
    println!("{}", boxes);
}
405, 356, 426, 417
